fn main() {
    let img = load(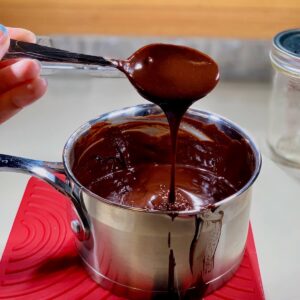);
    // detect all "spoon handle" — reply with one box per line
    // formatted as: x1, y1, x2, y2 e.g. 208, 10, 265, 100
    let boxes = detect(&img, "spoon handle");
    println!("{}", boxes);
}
4, 39, 115, 67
